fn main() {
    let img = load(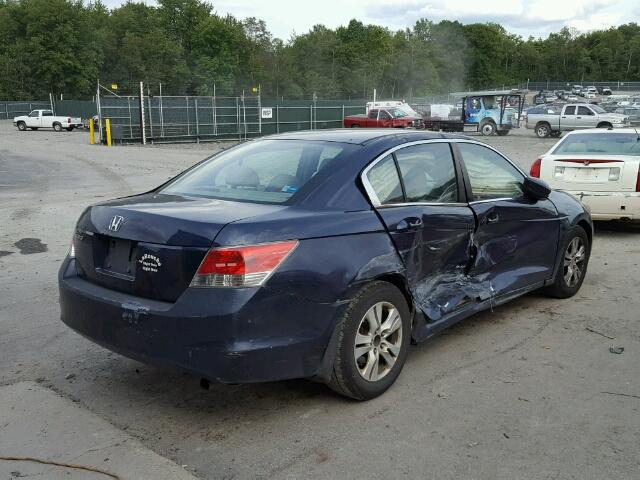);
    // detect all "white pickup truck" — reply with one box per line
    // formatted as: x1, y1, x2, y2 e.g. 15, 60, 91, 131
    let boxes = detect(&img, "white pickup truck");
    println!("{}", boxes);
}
13, 110, 83, 132
526, 103, 629, 138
